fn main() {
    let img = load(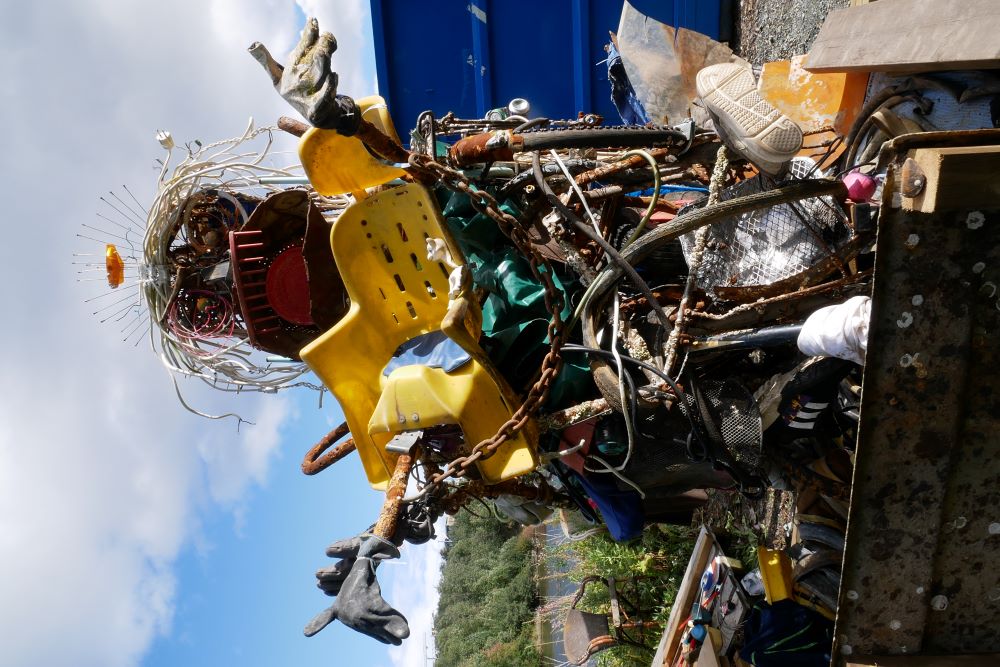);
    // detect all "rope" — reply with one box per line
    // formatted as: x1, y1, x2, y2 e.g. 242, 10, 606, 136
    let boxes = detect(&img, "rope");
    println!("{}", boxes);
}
663, 146, 729, 375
